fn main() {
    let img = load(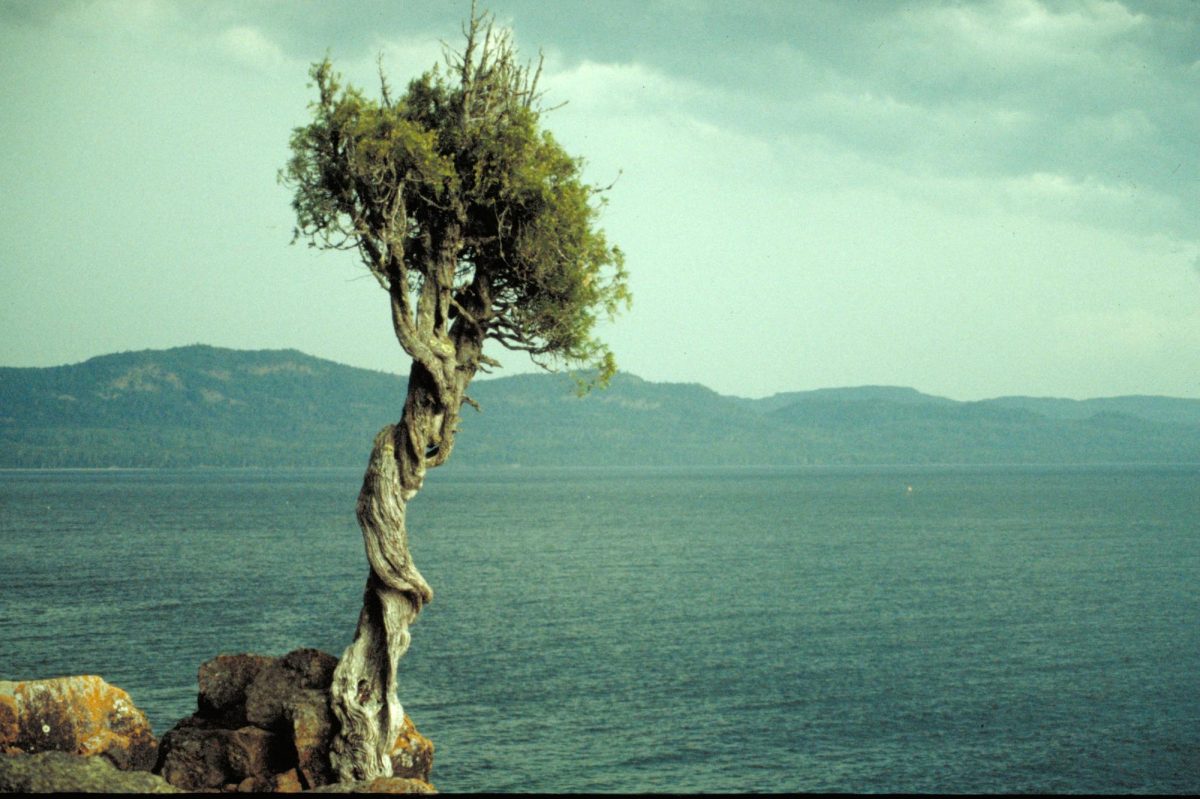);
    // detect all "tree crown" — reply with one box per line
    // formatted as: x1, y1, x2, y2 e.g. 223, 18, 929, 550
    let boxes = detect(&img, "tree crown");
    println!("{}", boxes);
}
282, 10, 630, 386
